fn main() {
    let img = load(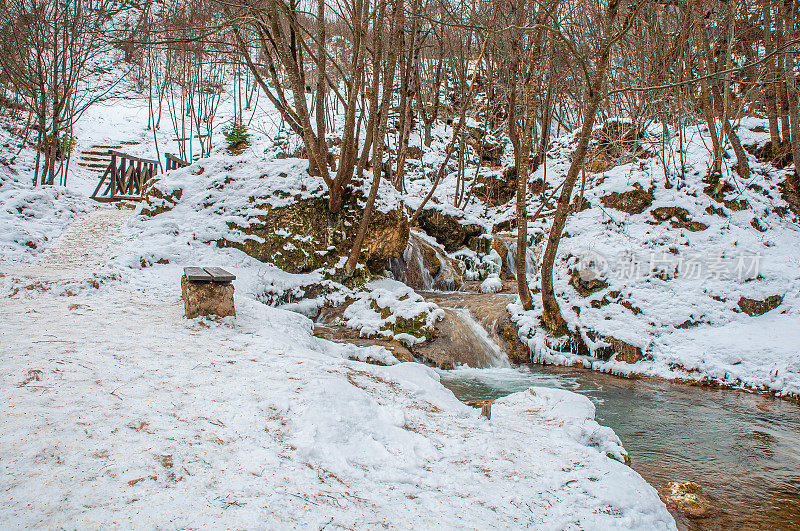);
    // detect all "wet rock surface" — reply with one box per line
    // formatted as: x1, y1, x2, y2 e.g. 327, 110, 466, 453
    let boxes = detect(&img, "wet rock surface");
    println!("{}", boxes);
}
416, 208, 485, 252
389, 231, 464, 291
658, 482, 716, 519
